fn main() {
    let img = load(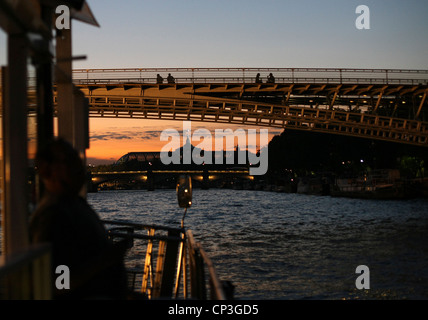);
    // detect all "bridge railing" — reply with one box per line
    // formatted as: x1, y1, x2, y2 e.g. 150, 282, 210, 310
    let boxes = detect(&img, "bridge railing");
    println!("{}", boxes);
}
72, 67, 428, 85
